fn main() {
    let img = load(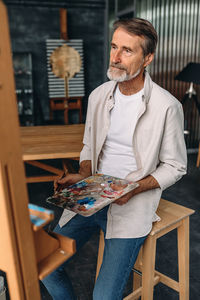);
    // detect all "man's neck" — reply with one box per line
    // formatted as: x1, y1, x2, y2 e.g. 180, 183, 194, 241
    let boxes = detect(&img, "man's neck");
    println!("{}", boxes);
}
118, 70, 145, 96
